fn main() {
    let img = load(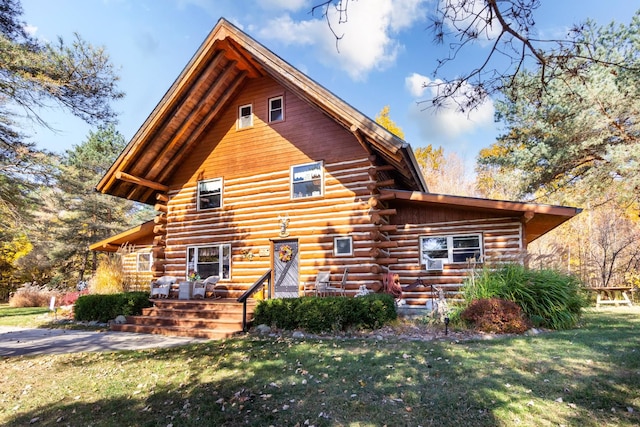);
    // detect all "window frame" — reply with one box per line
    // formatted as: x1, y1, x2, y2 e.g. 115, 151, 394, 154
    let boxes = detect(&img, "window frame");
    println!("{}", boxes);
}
290, 161, 324, 199
419, 233, 483, 265
268, 95, 284, 123
186, 244, 232, 281
136, 252, 152, 272
334, 236, 353, 256
197, 178, 223, 211
237, 103, 253, 129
